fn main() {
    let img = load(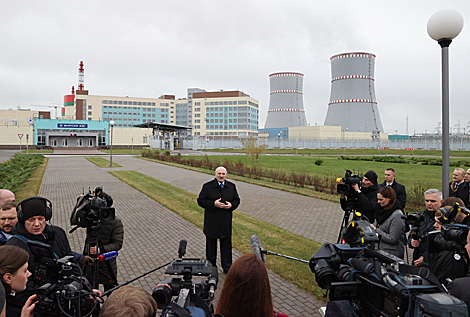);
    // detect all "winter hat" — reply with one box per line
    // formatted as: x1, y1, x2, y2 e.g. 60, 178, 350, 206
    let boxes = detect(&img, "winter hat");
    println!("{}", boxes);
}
364, 170, 378, 184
